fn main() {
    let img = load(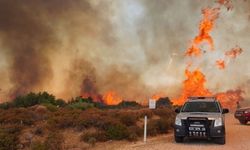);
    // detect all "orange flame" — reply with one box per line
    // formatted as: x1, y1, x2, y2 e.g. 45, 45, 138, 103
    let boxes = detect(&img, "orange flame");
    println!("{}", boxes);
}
173, 69, 212, 105
151, 93, 165, 101
81, 93, 102, 102
216, 59, 225, 69
216, 89, 244, 108
103, 91, 122, 105
185, 8, 220, 56
174, 0, 243, 108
